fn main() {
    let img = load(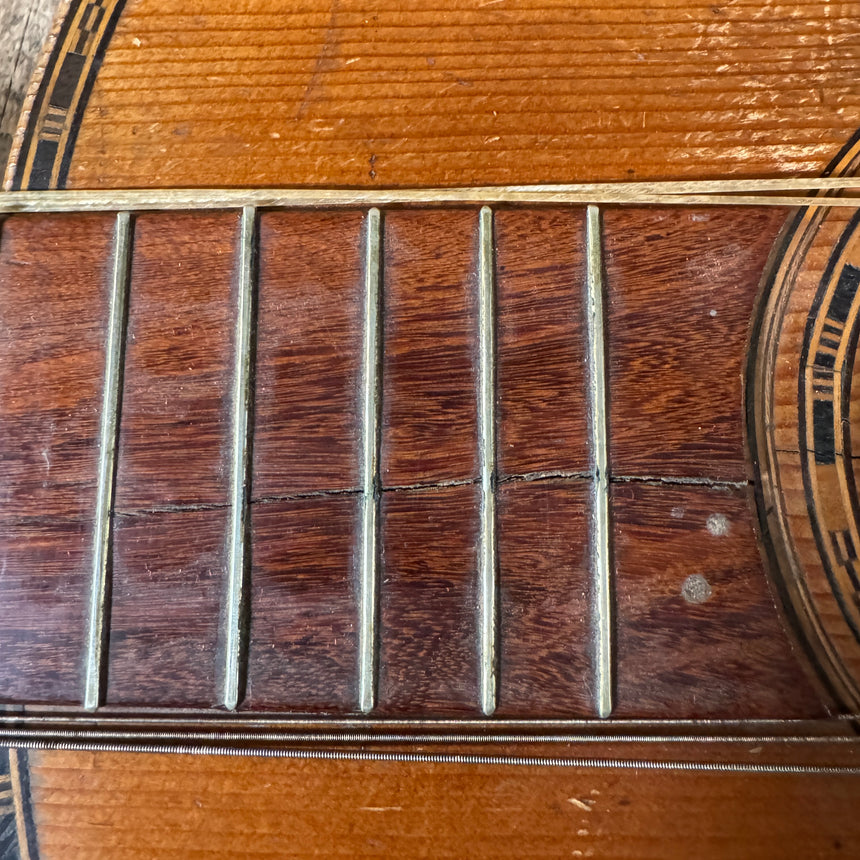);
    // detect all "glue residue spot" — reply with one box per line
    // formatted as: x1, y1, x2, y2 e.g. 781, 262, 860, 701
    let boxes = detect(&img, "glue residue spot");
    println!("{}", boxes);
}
682, 574, 712, 604
706, 513, 730, 537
